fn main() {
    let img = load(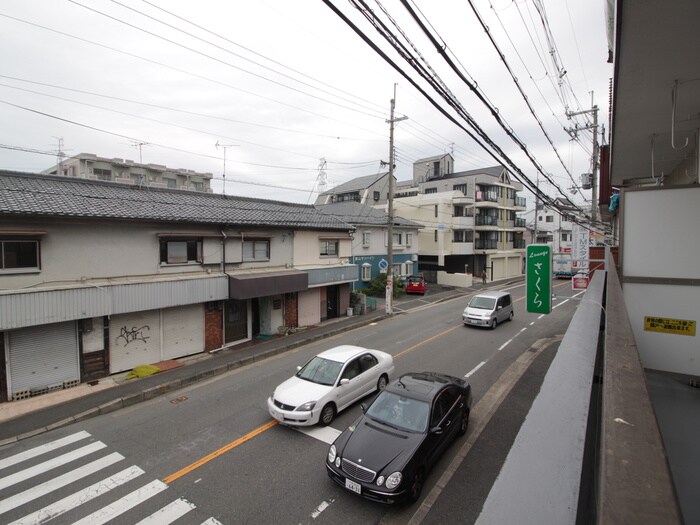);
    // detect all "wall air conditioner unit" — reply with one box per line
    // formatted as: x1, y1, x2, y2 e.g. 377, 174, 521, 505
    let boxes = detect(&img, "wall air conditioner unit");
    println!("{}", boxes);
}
580, 173, 593, 190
